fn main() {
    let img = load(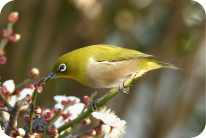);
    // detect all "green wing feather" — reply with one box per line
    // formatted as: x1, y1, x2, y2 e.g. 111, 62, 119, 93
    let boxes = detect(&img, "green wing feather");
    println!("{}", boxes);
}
91, 45, 153, 62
